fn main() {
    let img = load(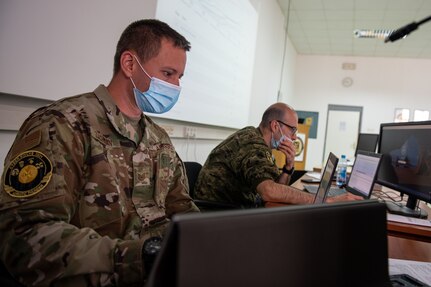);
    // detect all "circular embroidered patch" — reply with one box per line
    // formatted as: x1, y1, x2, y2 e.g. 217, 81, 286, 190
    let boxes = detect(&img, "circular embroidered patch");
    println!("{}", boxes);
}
293, 138, 304, 157
4, 150, 53, 198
